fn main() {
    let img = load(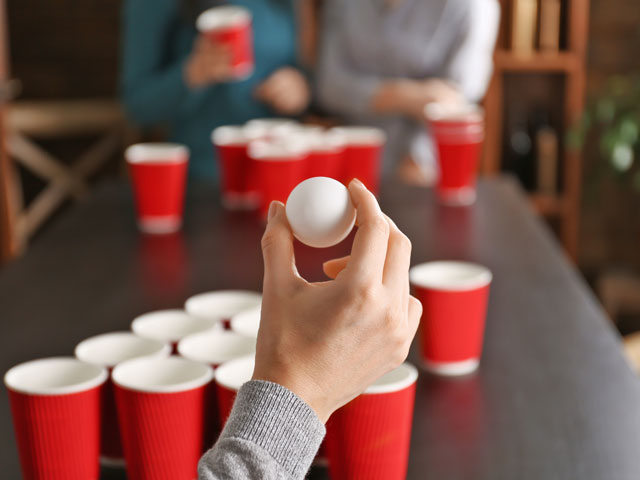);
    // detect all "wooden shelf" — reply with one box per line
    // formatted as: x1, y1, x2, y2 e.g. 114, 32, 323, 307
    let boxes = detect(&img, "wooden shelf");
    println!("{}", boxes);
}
530, 193, 566, 217
494, 50, 580, 73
